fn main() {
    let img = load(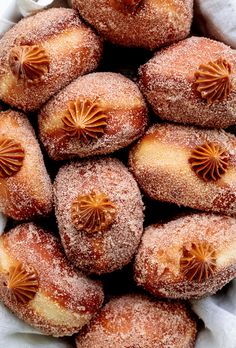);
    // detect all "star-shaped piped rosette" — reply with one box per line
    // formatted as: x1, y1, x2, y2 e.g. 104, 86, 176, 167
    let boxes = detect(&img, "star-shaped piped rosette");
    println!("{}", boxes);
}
180, 242, 217, 282
0, 138, 25, 178
9, 45, 50, 84
3, 263, 39, 304
62, 97, 108, 141
194, 58, 232, 103
189, 142, 229, 181
71, 190, 117, 234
